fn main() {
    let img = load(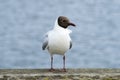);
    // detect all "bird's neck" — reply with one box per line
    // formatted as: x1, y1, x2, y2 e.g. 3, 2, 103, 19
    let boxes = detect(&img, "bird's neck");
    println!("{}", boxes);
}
53, 19, 65, 30
53, 19, 72, 34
